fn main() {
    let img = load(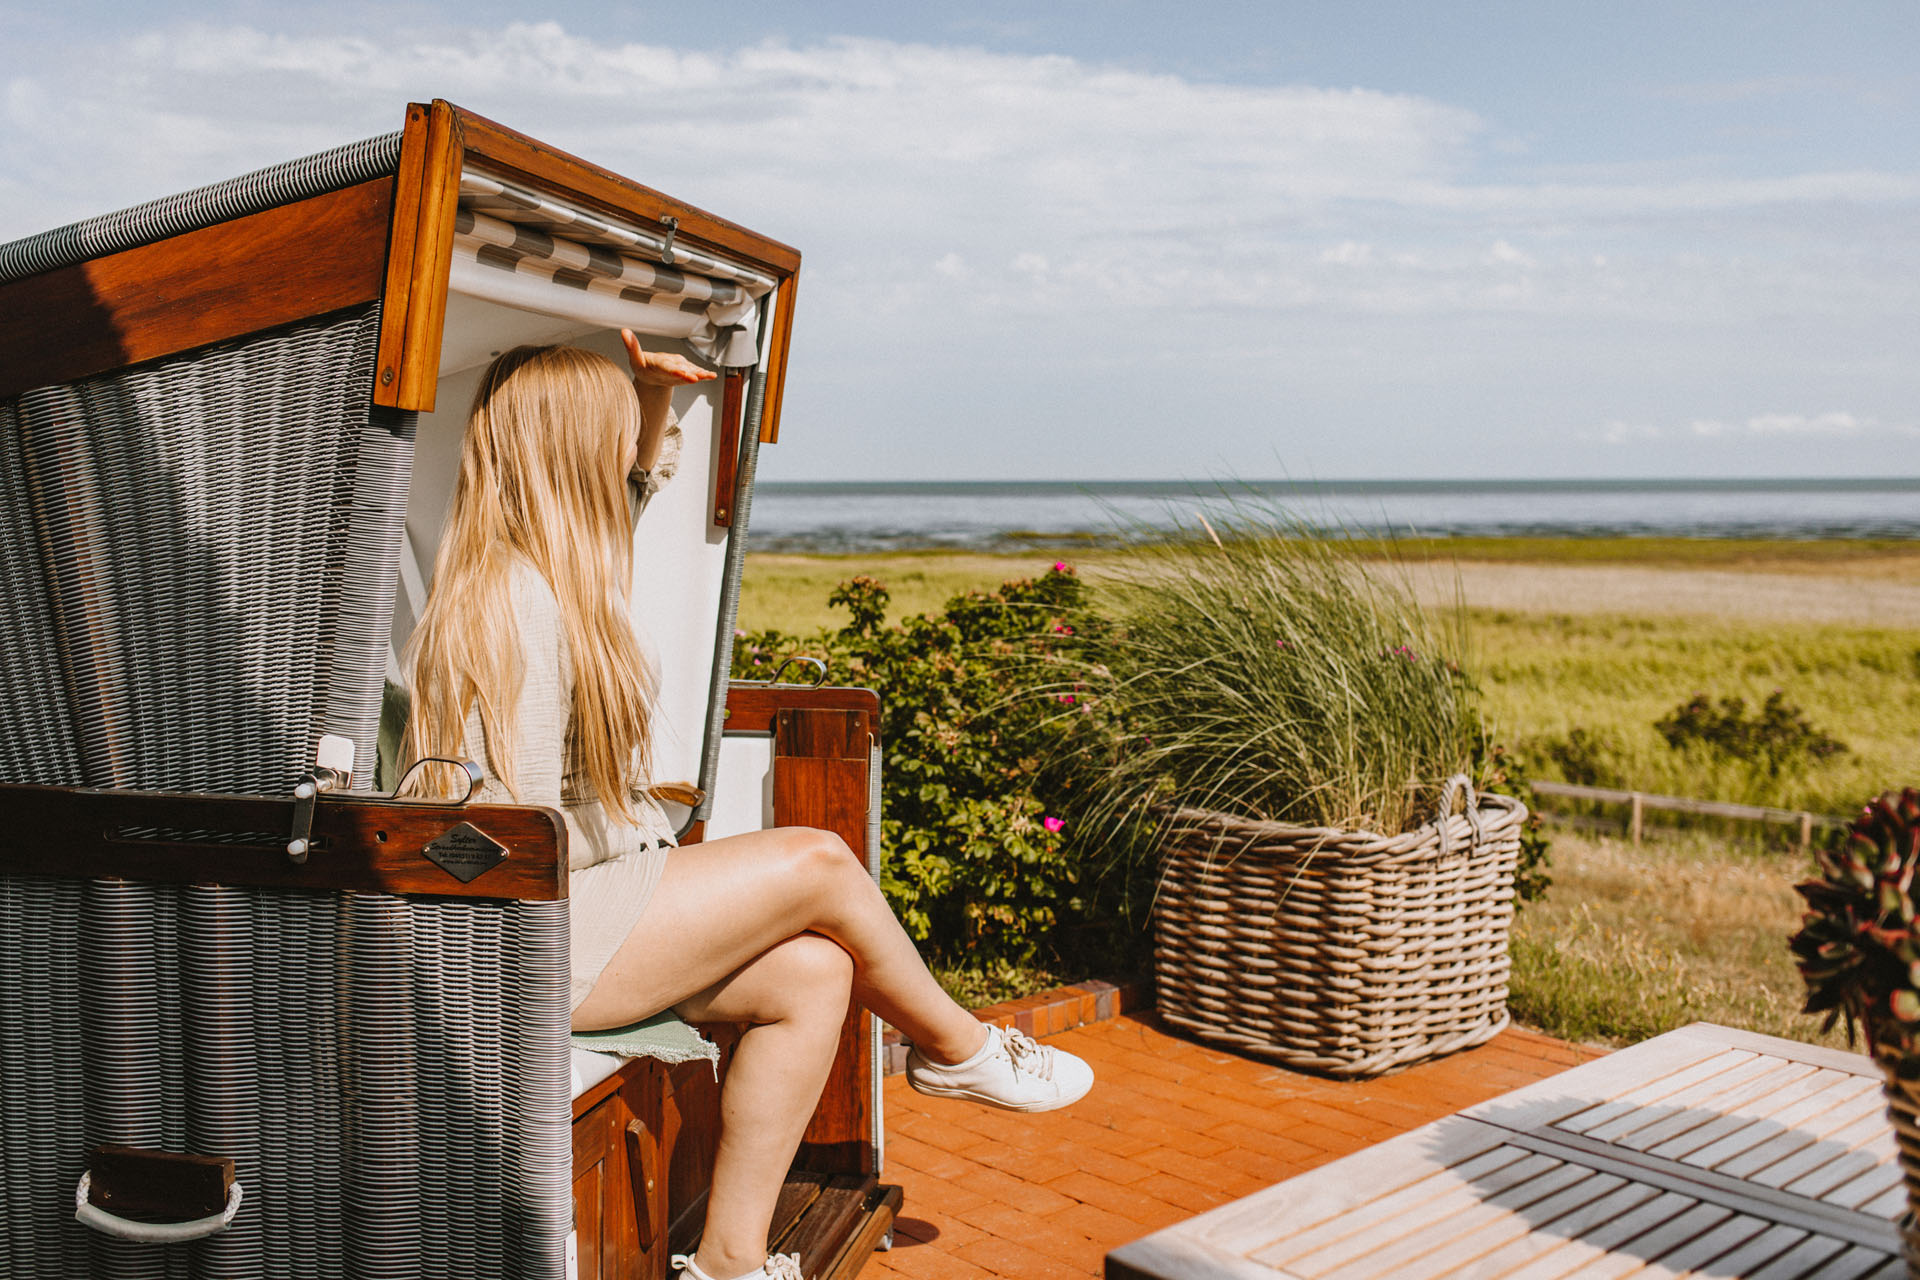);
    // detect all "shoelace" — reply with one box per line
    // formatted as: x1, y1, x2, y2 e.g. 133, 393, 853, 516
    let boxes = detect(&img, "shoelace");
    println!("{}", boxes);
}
1000, 1027, 1056, 1082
